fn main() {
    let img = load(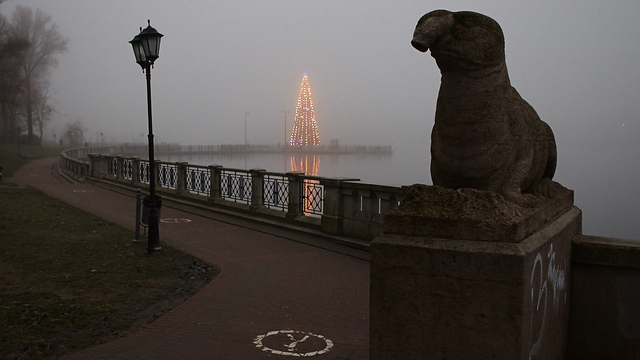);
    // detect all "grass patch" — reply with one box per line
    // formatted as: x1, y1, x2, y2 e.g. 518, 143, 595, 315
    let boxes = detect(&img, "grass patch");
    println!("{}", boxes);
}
0, 187, 218, 359
0, 144, 66, 178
